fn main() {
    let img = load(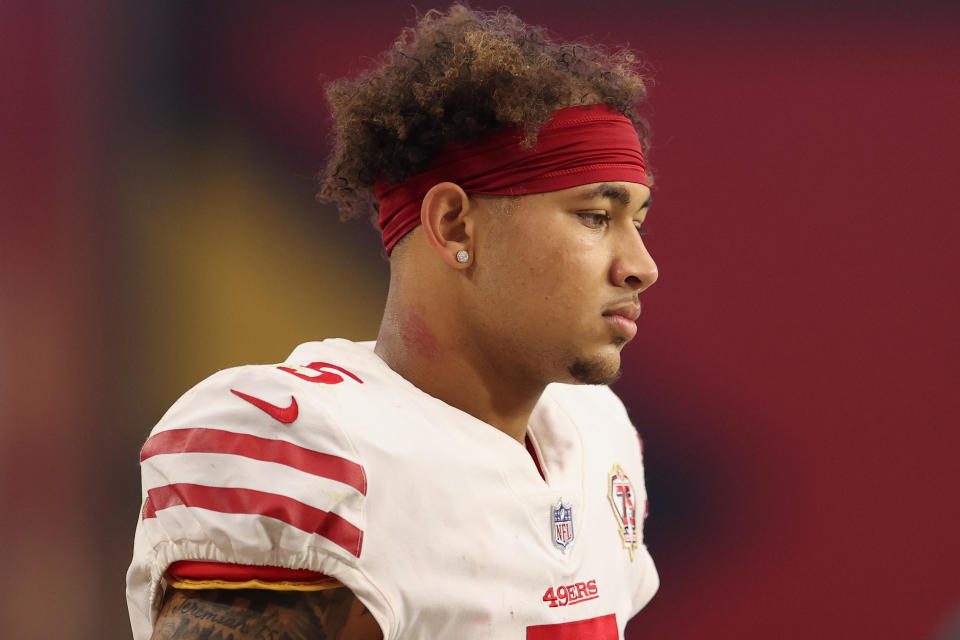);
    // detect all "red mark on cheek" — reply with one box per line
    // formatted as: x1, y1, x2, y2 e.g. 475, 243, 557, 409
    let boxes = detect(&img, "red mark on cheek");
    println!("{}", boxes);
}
400, 309, 441, 361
